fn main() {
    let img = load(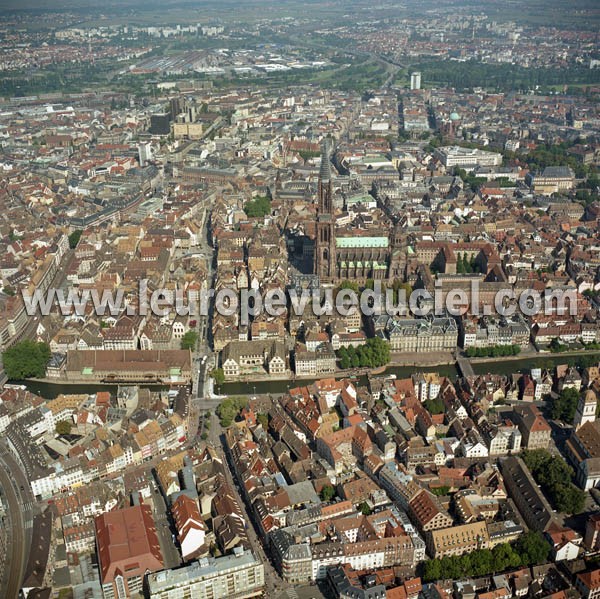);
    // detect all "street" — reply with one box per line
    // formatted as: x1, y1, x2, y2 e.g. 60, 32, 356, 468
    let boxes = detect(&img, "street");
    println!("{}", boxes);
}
0, 442, 37, 599
208, 412, 288, 597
